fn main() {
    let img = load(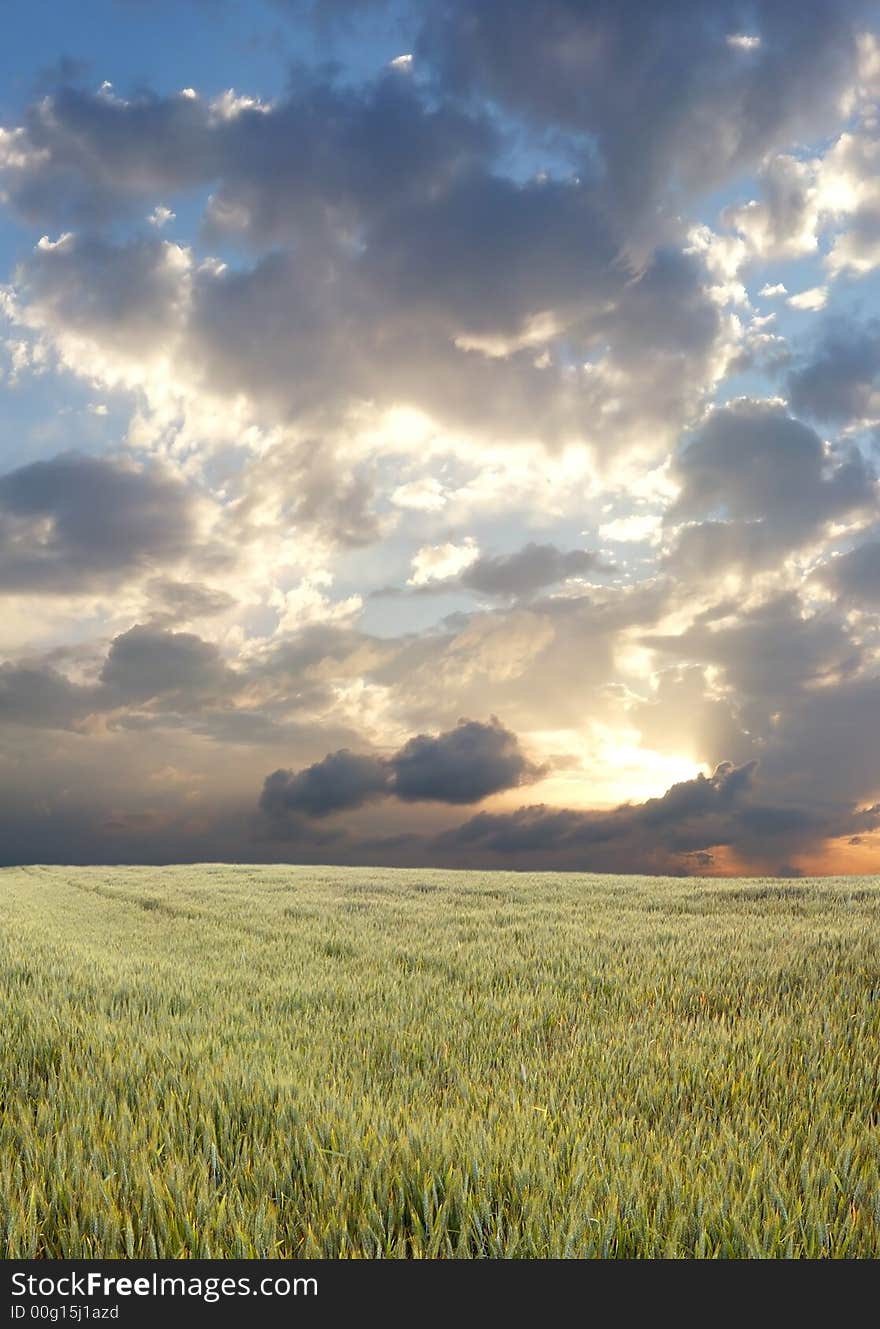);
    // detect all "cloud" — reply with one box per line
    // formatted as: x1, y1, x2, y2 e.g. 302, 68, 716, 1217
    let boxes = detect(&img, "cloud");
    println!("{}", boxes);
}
434, 754, 873, 874
0, 662, 98, 729
645, 593, 862, 713
434, 761, 778, 870
0, 452, 196, 593
598, 515, 661, 545
18, 233, 191, 367
0, 86, 215, 227
462, 544, 601, 598
238, 437, 387, 551
826, 211, 880, 277
696, 117, 880, 284
788, 285, 828, 311
420, 0, 872, 226
723, 155, 820, 263
144, 578, 237, 627
147, 205, 175, 227
405, 541, 602, 597
259, 716, 543, 821
1, 3, 879, 876
752, 674, 880, 819
638, 592, 880, 838
260, 748, 389, 818
408, 539, 479, 587
99, 625, 234, 705
631, 666, 749, 769
0, 75, 492, 240
2, 78, 729, 467
666, 398, 876, 575
389, 716, 544, 803
820, 126, 880, 276
815, 539, 880, 605
787, 318, 880, 424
